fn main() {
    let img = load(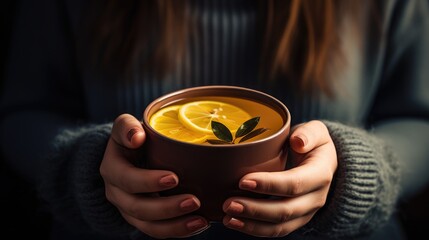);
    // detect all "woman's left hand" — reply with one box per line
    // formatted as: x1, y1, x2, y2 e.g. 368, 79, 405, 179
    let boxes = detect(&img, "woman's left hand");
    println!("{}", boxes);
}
222, 120, 337, 237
